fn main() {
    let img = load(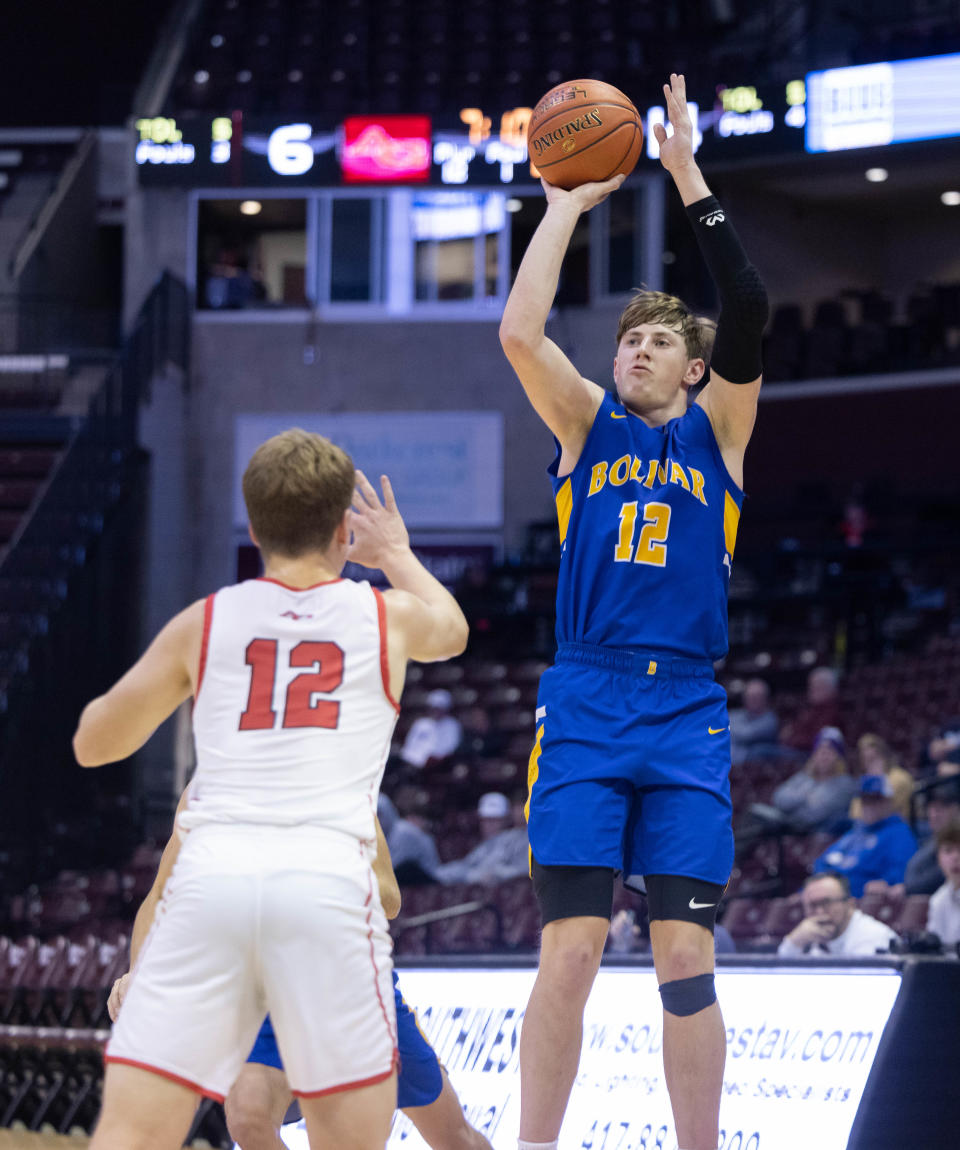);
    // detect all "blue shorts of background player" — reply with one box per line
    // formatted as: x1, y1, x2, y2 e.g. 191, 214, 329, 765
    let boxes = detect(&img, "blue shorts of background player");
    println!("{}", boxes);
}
247, 970, 442, 1110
